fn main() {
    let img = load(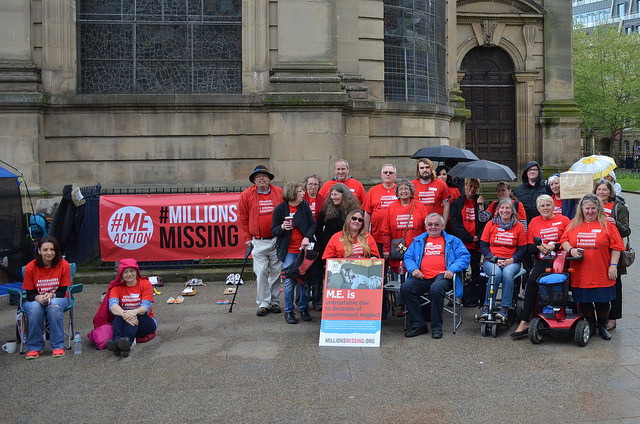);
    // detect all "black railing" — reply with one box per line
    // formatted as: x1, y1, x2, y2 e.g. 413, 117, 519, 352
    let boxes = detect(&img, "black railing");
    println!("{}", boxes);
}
70, 185, 248, 272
